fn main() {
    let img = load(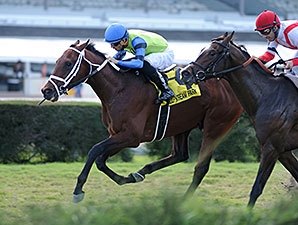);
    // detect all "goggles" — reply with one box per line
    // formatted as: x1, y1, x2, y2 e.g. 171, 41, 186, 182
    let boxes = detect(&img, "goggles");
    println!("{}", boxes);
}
111, 40, 122, 47
258, 28, 272, 36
